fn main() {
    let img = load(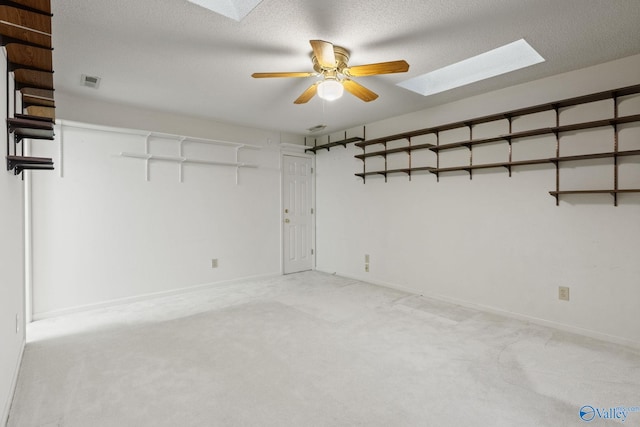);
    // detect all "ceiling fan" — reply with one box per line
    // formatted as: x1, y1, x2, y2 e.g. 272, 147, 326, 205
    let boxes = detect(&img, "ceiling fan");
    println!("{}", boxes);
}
252, 40, 409, 104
